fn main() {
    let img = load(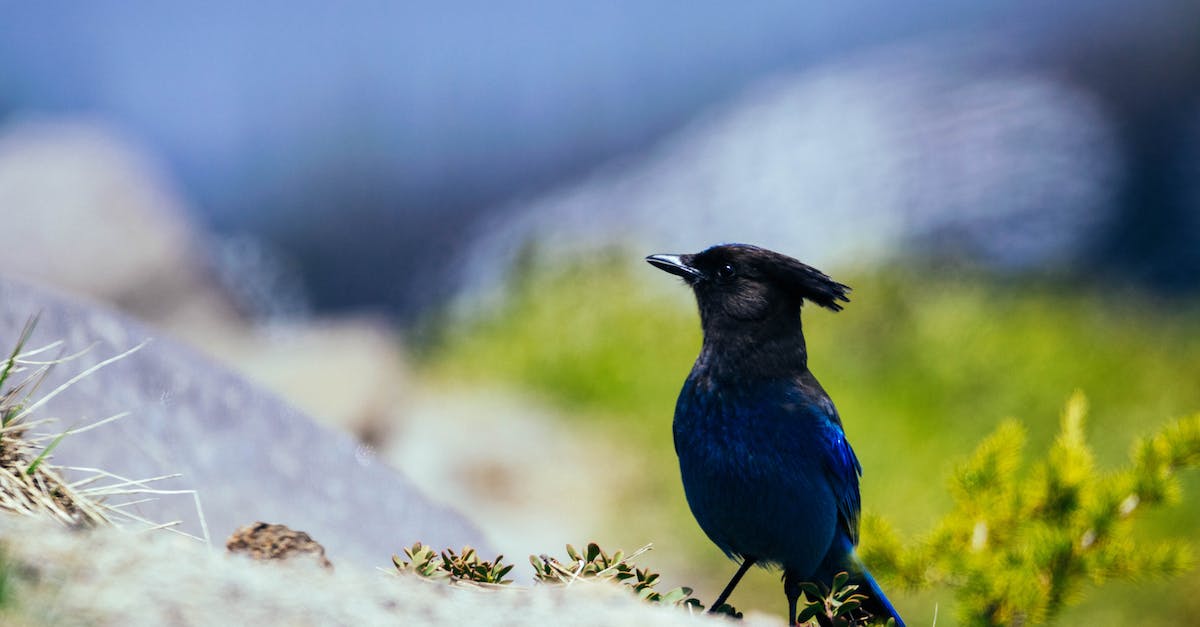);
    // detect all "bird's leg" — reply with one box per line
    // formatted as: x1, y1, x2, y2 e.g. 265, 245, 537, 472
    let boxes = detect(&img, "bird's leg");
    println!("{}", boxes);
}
783, 570, 801, 626
707, 557, 756, 613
